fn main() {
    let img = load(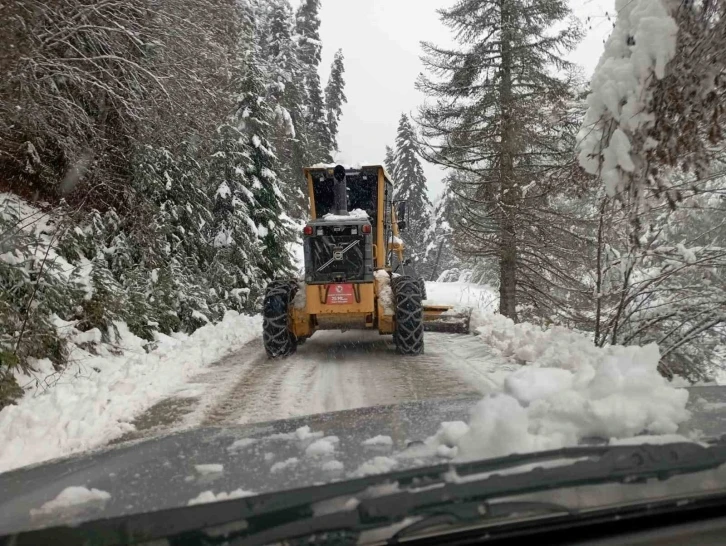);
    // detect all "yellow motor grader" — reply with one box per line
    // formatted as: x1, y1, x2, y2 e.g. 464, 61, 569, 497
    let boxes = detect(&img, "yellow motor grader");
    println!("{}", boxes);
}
262, 164, 470, 358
